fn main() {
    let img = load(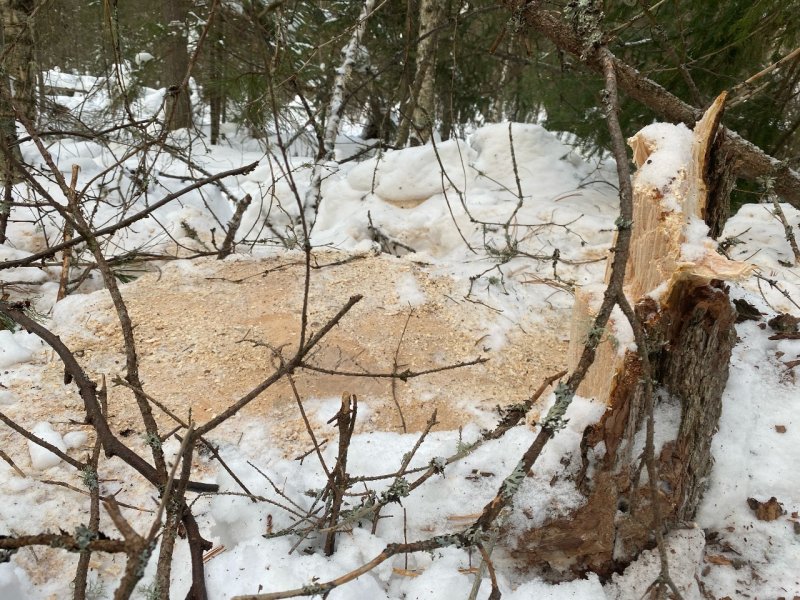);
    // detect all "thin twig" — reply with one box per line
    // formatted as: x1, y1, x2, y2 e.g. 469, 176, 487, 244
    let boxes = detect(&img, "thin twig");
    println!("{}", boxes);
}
300, 356, 488, 381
